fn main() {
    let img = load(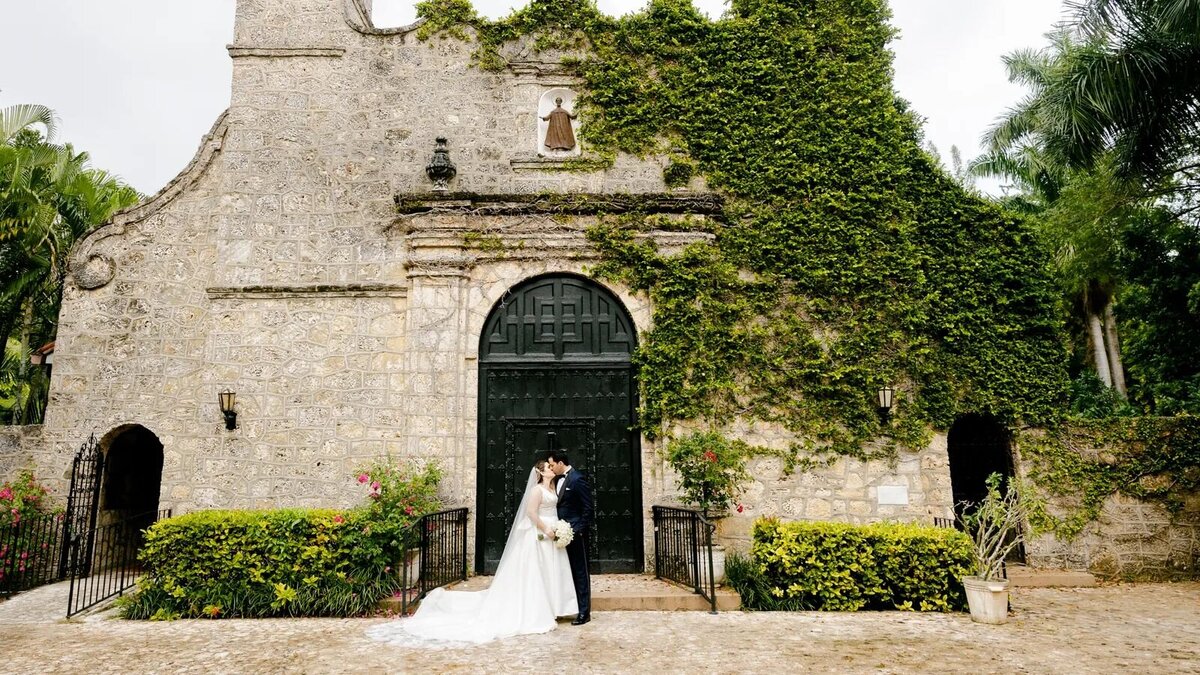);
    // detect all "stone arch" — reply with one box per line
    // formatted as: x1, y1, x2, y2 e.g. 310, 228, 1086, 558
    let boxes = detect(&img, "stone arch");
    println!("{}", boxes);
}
99, 424, 164, 532
476, 273, 642, 573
